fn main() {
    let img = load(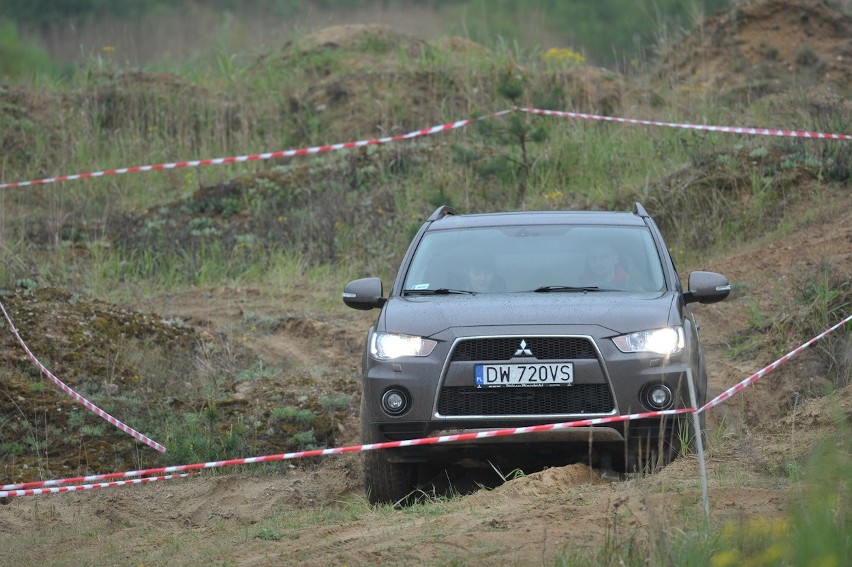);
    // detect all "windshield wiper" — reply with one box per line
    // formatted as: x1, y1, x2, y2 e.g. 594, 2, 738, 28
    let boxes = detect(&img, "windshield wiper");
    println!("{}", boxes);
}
403, 288, 476, 296
533, 285, 614, 293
